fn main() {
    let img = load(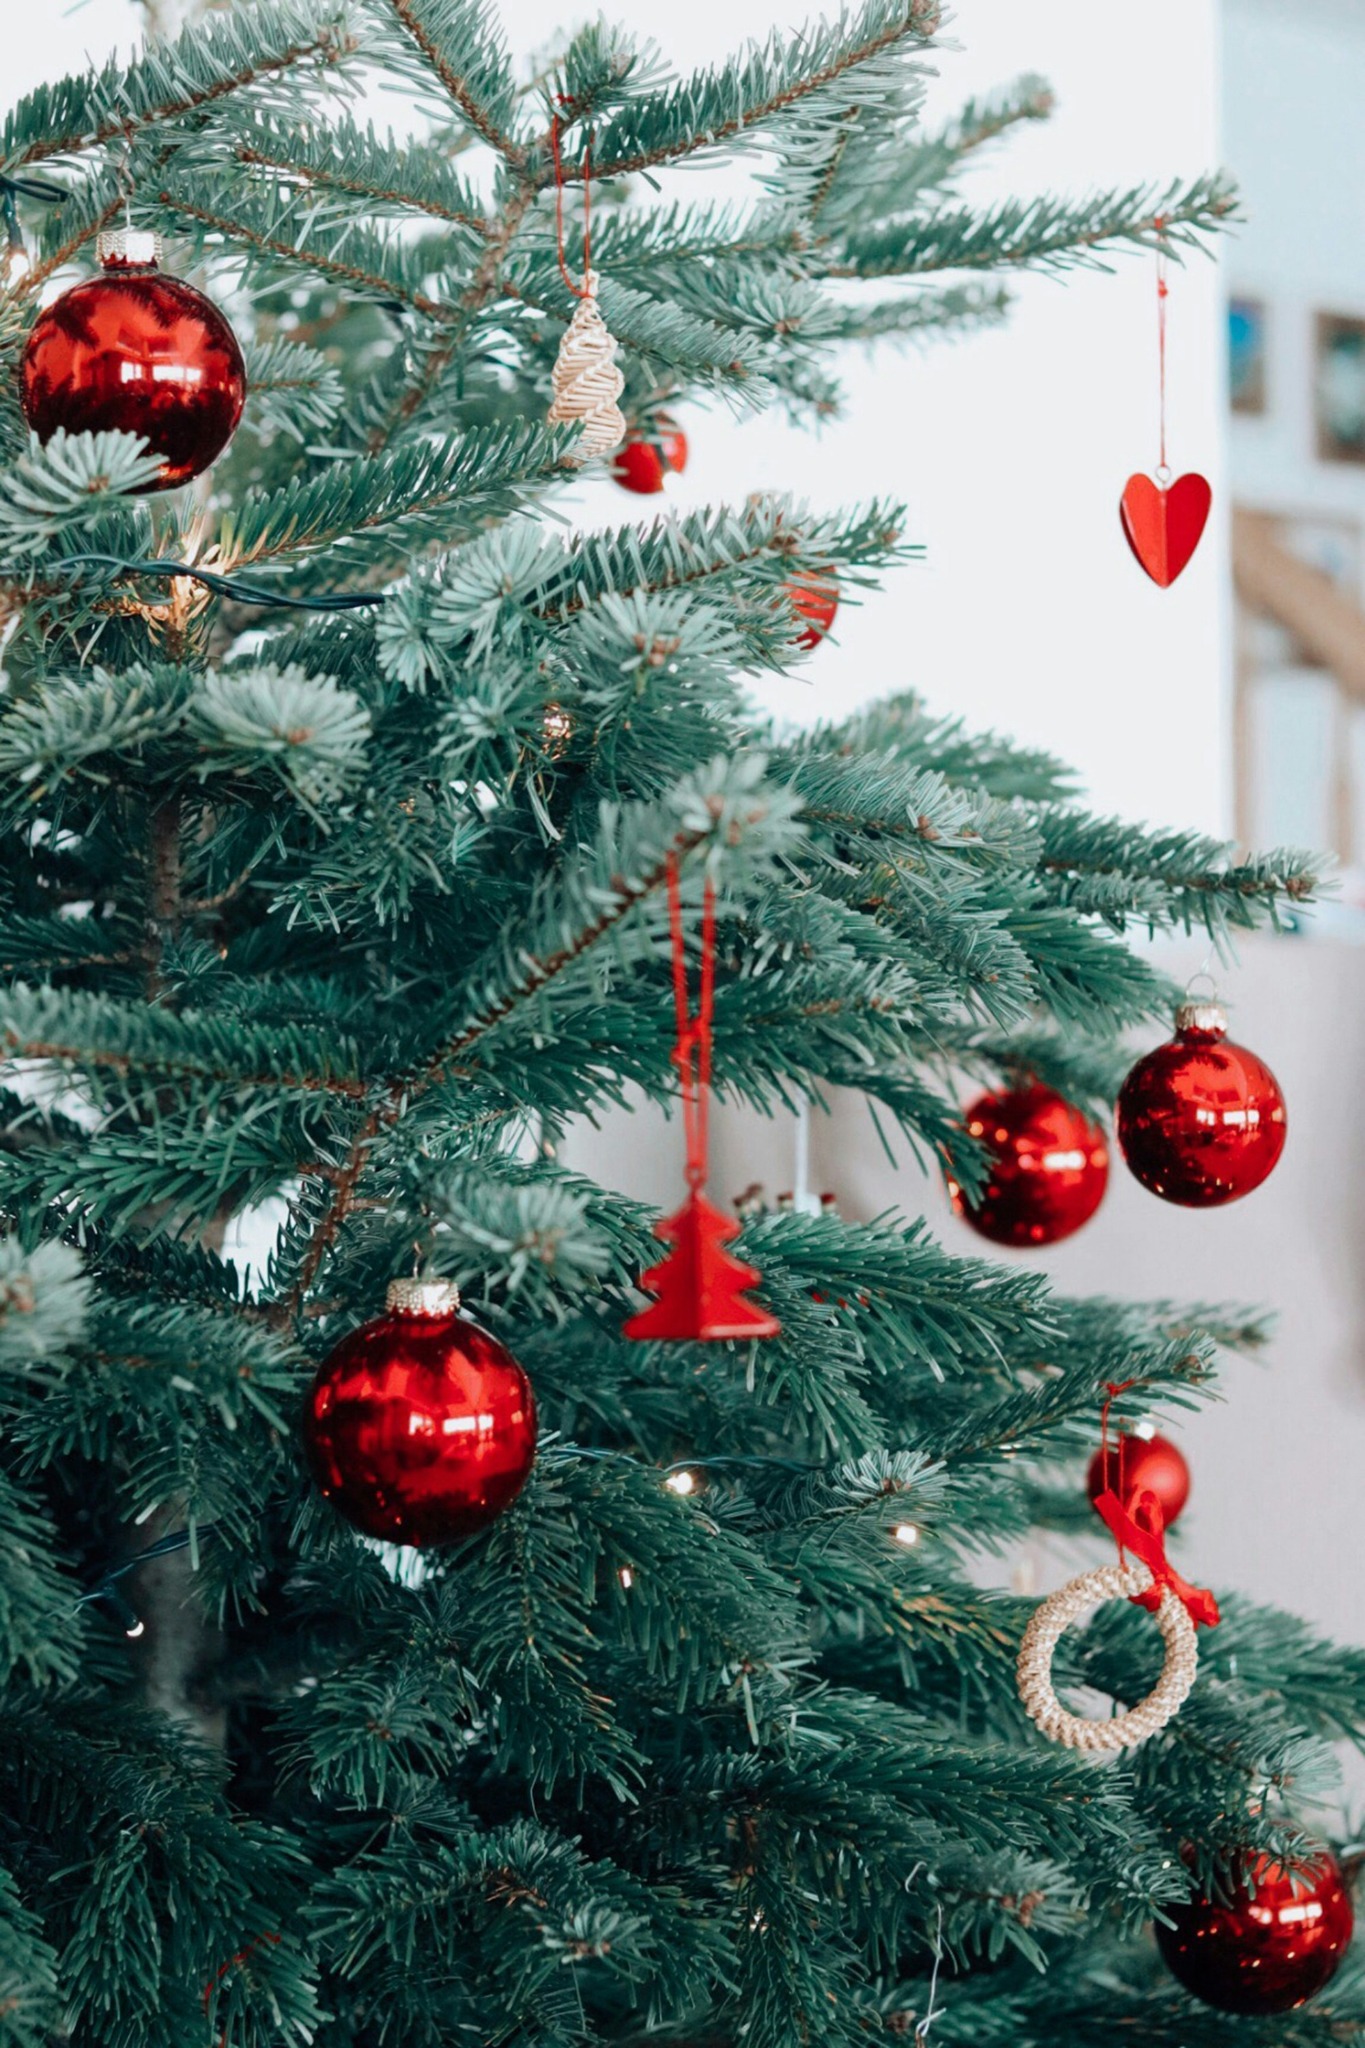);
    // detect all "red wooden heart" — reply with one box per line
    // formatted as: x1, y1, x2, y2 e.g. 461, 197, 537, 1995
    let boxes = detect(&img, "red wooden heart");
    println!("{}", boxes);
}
1119, 471, 1212, 587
